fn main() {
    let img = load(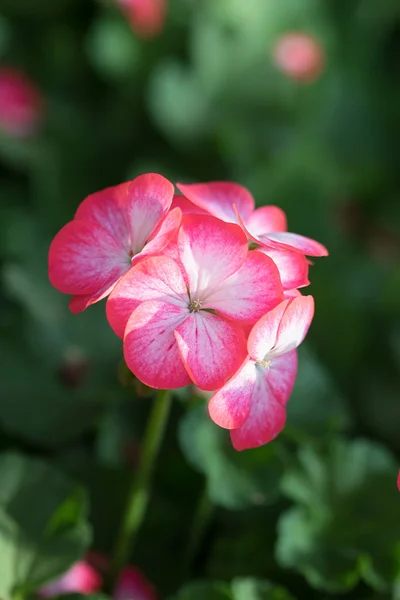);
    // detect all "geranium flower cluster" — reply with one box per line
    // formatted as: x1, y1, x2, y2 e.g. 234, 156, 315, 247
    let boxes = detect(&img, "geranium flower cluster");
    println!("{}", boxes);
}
48, 173, 327, 450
